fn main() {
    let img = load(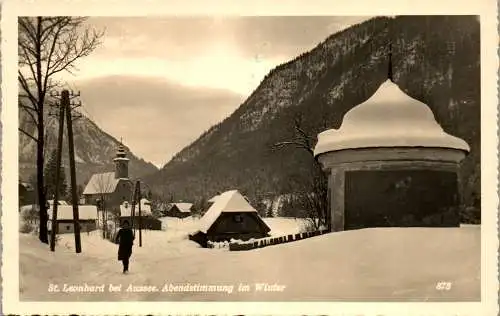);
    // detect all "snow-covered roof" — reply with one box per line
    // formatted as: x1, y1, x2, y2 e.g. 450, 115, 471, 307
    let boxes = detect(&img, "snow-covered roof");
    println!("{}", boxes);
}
120, 199, 152, 217
208, 195, 219, 203
19, 182, 34, 190
48, 200, 69, 206
197, 190, 258, 234
314, 80, 470, 156
48, 205, 98, 220
113, 157, 130, 162
170, 203, 193, 213
82, 172, 120, 195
